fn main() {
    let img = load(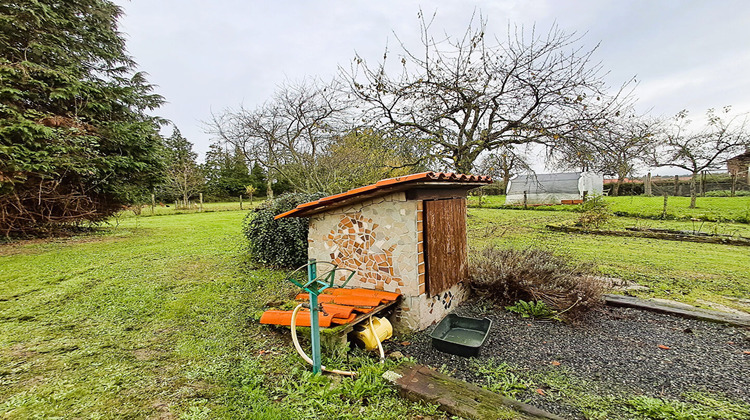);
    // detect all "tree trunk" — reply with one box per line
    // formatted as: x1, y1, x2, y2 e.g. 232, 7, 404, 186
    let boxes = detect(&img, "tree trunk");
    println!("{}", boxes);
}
455, 148, 482, 175
502, 168, 511, 194
182, 169, 189, 208
689, 172, 698, 208
266, 178, 273, 199
613, 176, 625, 197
